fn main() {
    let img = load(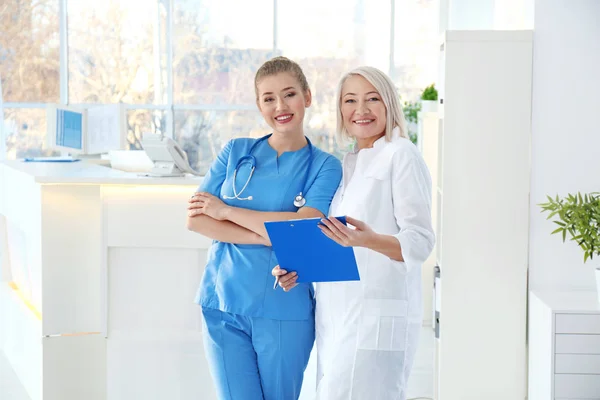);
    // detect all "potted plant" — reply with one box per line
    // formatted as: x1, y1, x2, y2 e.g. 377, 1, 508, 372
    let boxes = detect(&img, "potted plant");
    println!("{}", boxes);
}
539, 192, 600, 301
420, 83, 438, 113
